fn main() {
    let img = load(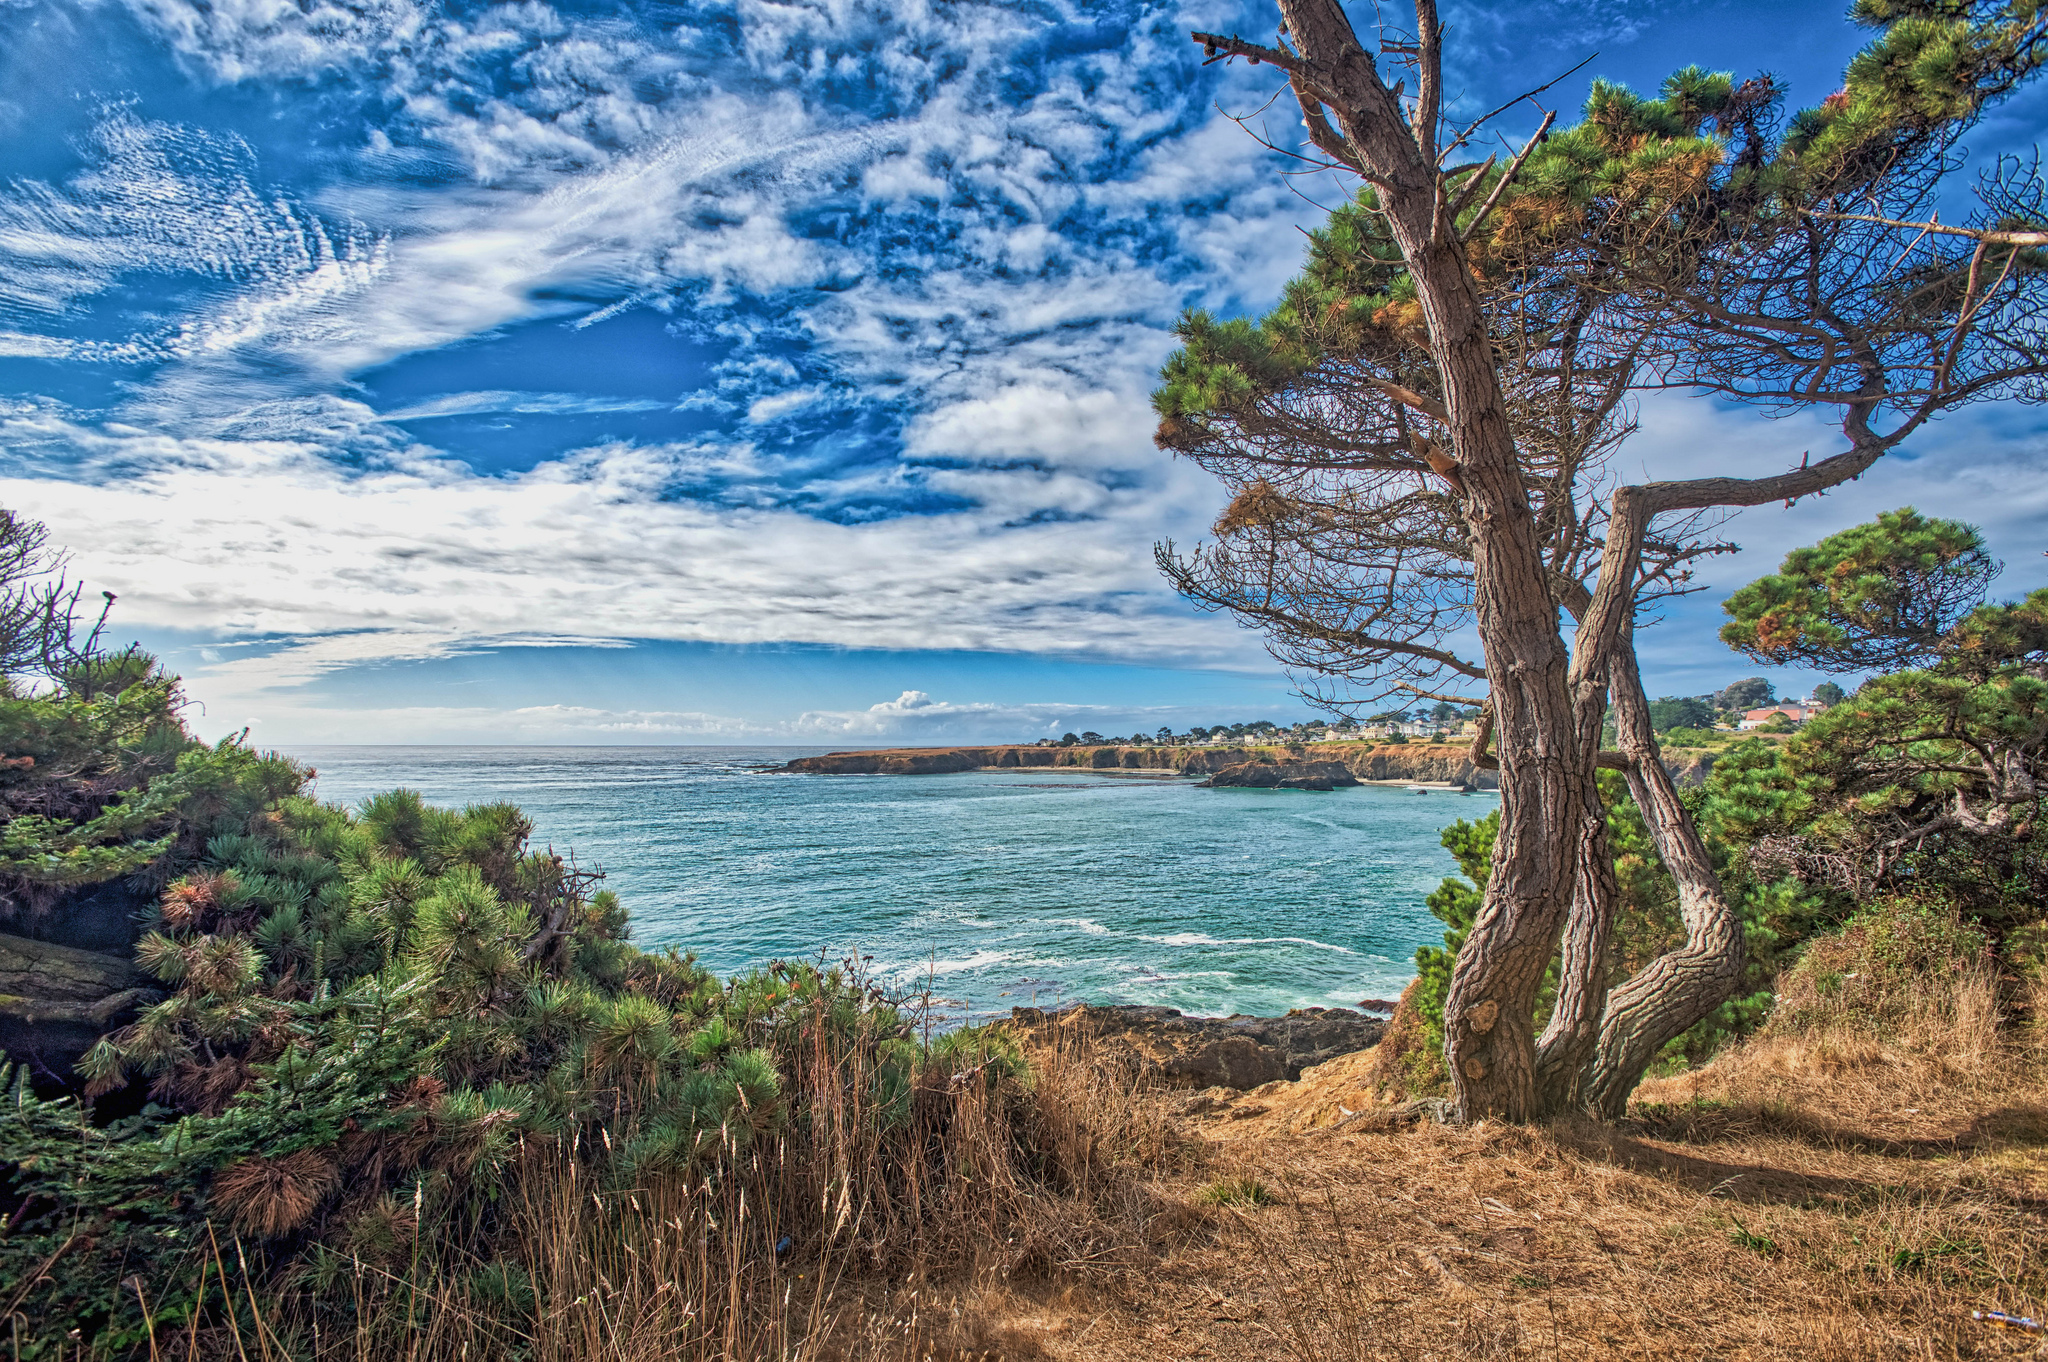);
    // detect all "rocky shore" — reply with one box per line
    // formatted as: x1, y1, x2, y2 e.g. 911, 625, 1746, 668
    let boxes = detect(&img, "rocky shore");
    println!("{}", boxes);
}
1004, 1002, 1388, 1090
780, 741, 1502, 787
780, 741, 1725, 789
